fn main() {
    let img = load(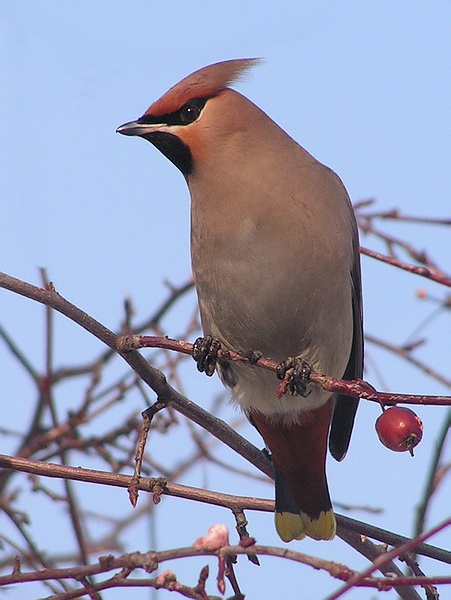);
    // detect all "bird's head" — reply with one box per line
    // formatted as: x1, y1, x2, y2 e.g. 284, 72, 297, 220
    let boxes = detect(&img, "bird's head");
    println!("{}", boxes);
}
117, 59, 262, 177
